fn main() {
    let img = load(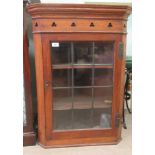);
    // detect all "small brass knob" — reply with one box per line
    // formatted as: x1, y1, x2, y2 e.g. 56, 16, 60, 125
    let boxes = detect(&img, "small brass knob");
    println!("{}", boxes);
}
45, 81, 50, 87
